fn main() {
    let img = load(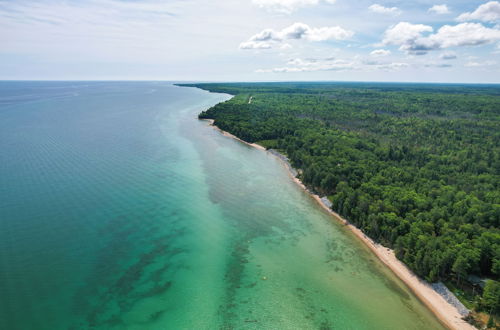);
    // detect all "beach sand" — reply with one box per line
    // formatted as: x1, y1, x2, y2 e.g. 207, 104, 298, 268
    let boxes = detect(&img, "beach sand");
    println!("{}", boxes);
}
288, 175, 474, 330
203, 118, 476, 330
201, 119, 266, 151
